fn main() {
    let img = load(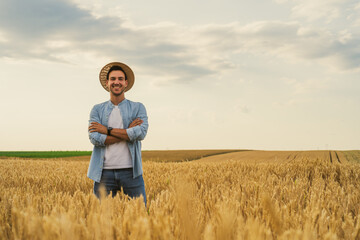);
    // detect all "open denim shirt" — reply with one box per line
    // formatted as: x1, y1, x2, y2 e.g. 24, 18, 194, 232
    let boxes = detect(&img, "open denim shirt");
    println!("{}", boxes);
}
87, 99, 148, 182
